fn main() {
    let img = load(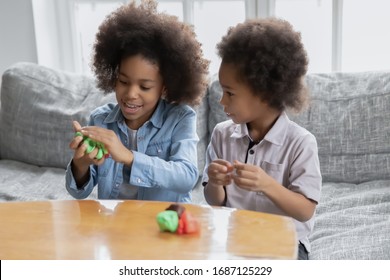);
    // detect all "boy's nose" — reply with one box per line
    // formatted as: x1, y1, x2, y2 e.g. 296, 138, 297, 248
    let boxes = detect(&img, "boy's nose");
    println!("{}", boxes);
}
219, 94, 227, 106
